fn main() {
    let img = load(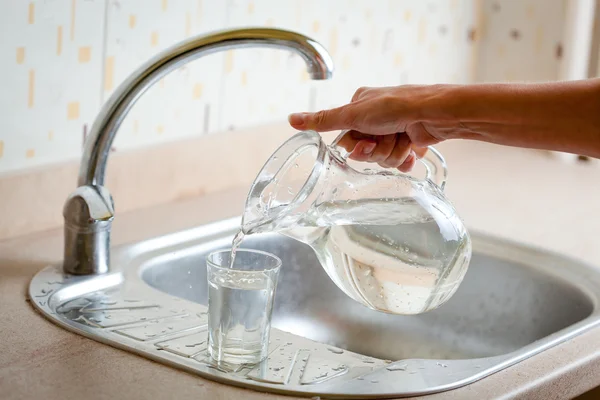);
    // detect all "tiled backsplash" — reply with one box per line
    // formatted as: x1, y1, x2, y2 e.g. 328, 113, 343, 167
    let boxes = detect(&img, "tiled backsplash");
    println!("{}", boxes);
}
1, 0, 567, 174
